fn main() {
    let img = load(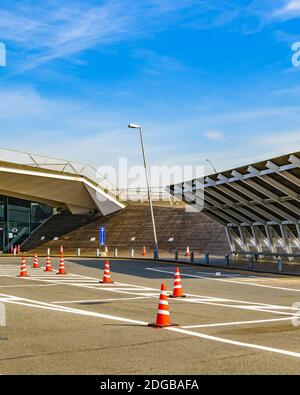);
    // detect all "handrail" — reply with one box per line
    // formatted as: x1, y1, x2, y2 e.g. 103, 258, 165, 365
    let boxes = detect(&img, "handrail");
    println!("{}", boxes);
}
0, 147, 118, 199
116, 187, 181, 203
0, 147, 184, 204
231, 251, 300, 258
